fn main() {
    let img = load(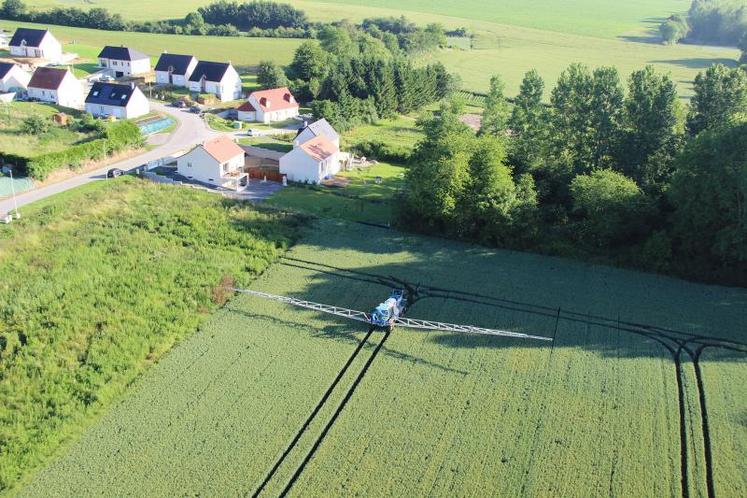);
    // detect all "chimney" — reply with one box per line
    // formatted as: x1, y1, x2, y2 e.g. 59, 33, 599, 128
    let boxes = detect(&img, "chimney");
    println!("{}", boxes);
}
130, 82, 135, 89
294, 139, 299, 147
